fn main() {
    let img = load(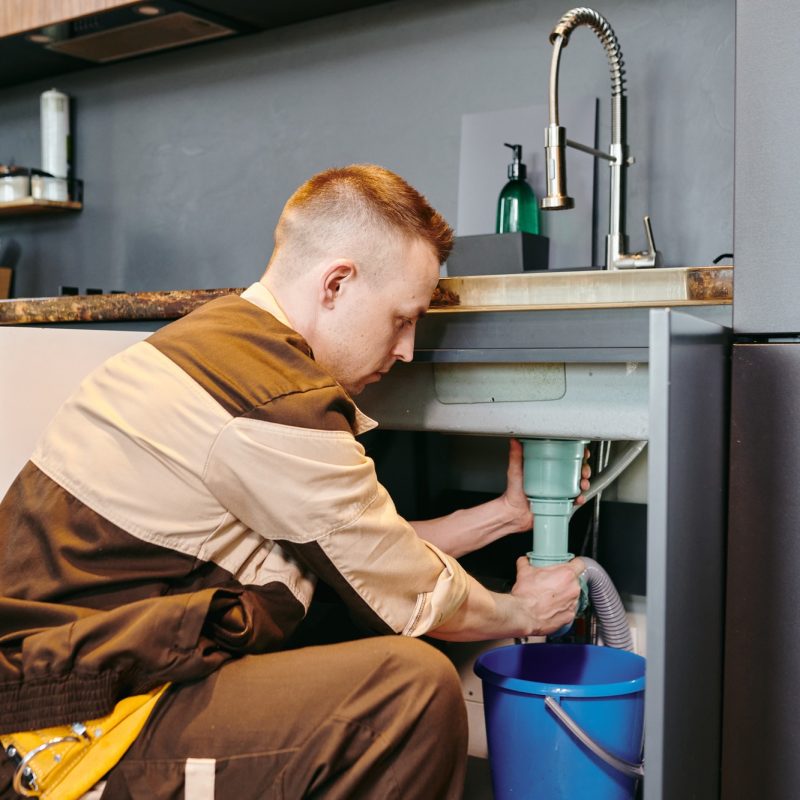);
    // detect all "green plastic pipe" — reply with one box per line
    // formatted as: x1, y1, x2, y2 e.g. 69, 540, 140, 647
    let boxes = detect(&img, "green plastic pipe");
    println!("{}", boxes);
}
522, 438, 588, 567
